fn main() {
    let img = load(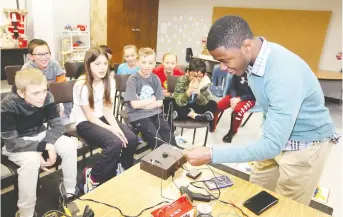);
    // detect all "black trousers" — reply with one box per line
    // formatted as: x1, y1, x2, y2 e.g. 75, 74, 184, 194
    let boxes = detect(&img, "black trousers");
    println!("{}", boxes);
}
175, 100, 217, 120
131, 113, 177, 150
76, 117, 138, 183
